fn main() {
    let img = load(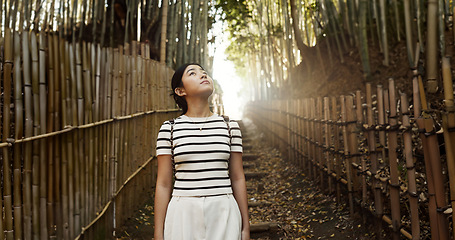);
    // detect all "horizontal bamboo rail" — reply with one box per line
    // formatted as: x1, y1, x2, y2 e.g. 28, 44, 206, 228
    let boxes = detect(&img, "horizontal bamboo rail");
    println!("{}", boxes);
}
246, 77, 452, 240
0, 29, 181, 239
